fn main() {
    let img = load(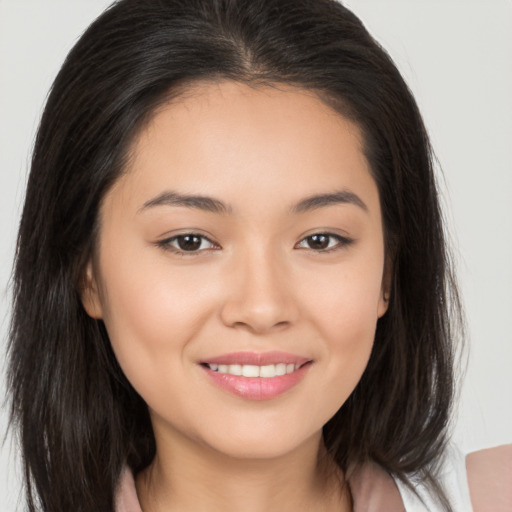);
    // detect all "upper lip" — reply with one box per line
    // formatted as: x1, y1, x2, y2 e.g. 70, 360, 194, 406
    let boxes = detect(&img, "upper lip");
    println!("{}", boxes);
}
200, 351, 311, 366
